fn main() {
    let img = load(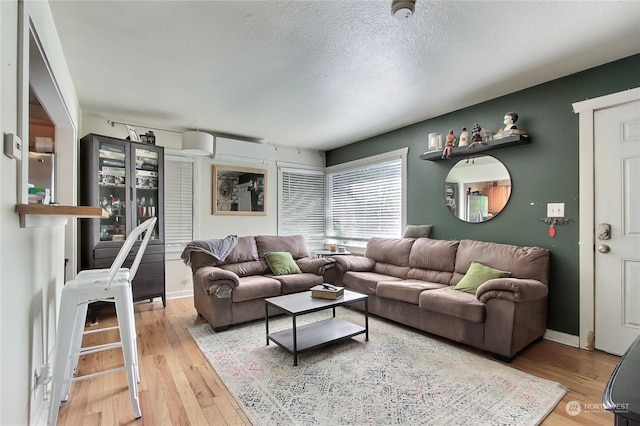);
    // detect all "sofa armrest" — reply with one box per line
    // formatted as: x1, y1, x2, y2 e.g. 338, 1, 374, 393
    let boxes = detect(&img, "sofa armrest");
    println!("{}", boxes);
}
334, 255, 376, 272
296, 257, 336, 275
476, 278, 548, 303
194, 266, 240, 298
